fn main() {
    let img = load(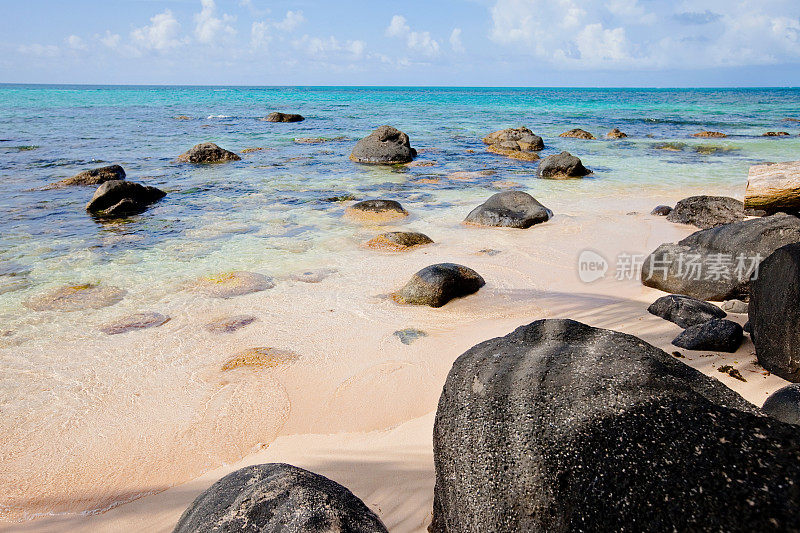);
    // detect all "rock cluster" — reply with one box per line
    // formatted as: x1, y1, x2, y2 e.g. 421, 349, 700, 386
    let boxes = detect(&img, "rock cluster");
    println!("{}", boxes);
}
483, 127, 543, 161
